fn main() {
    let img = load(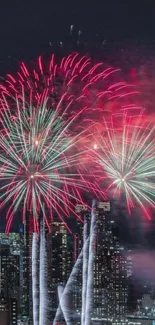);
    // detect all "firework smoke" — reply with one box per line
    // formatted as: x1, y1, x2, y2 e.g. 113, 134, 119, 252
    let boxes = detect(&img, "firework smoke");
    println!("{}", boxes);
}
58, 283, 73, 325
85, 200, 96, 325
91, 110, 155, 218
54, 200, 96, 325
53, 237, 89, 325
57, 284, 65, 321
